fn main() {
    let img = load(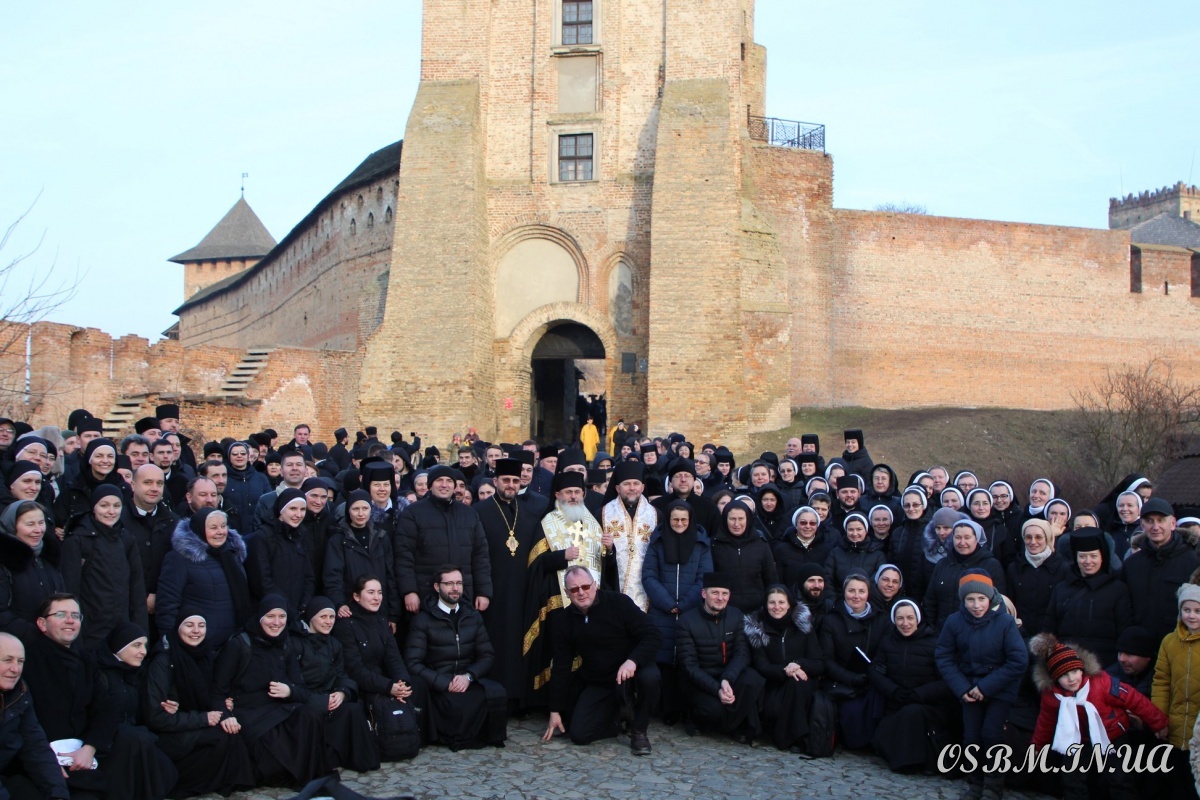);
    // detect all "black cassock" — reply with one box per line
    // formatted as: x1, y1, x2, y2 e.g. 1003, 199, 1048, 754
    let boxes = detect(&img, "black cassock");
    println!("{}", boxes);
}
477, 492, 564, 708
